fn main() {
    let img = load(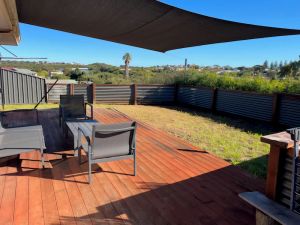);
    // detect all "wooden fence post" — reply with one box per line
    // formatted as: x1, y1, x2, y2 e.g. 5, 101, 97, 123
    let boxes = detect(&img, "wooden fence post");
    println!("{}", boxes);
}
211, 88, 218, 112
69, 84, 75, 95
271, 93, 280, 125
132, 84, 137, 105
